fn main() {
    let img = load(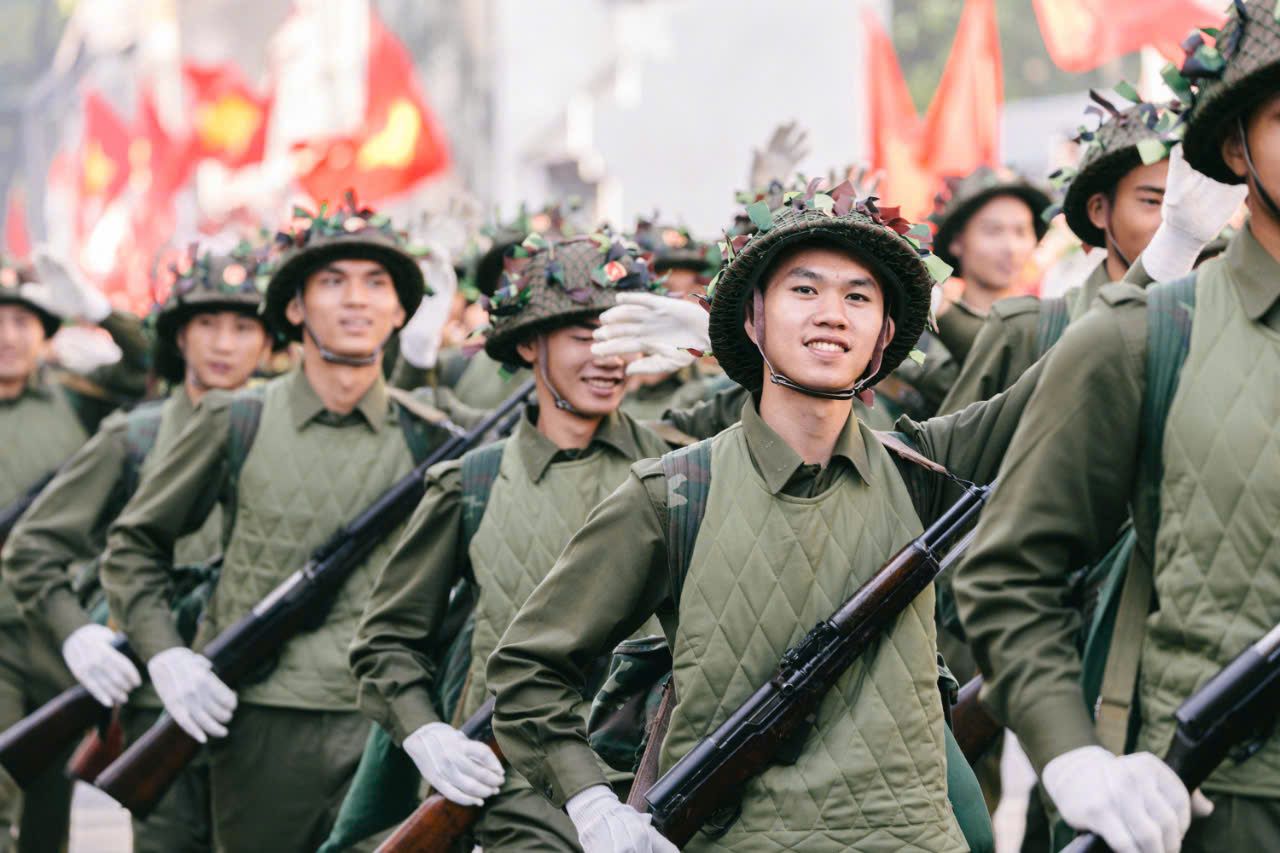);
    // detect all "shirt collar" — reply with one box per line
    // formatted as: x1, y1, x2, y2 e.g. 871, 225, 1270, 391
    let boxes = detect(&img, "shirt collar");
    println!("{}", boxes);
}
1226, 223, 1280, 322
515, 407, 642, 483
738, 399, 873, 495
287, 367, 389, 432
